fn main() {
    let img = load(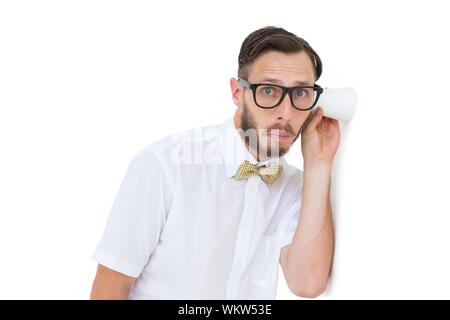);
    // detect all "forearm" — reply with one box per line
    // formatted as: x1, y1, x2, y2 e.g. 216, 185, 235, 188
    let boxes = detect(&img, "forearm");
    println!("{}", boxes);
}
90, 284, 130, 300
284, 161, 334, 296
90, 264, 135, 300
